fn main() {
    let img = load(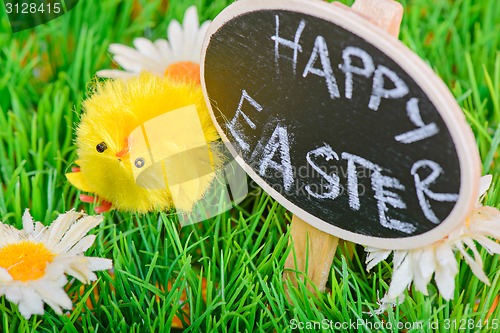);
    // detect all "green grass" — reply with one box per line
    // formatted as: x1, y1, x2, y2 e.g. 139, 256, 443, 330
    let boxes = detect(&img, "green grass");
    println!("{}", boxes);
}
0, 0, 499, 332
